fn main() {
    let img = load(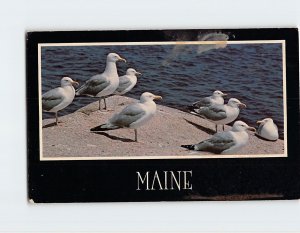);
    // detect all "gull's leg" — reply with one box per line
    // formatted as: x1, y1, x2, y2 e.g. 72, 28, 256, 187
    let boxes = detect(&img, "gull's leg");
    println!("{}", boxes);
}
55, 112, 58, 125
215, 124, 218, 133
103, 97, 114, 111
223, 125, 225, 131
134, 129, 138, 142
104, 98, 107, 110
99, 98, 102, 110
